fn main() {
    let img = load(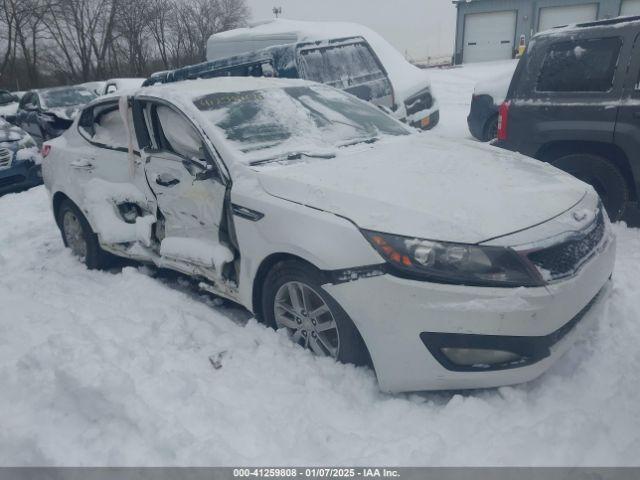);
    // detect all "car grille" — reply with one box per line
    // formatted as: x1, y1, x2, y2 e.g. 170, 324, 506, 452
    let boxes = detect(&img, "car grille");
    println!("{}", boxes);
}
0, 147, 12, 169
404, 91, 433, 116
528, 208, 606, 281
